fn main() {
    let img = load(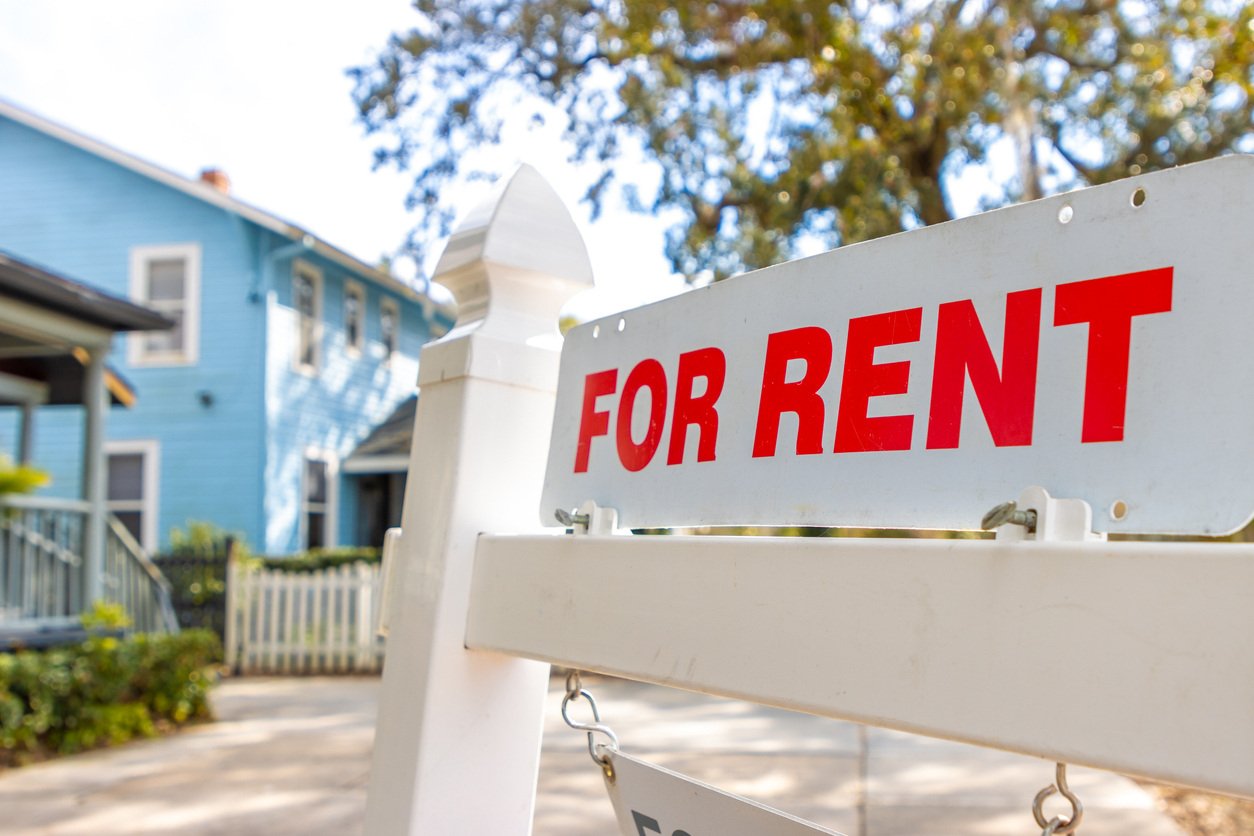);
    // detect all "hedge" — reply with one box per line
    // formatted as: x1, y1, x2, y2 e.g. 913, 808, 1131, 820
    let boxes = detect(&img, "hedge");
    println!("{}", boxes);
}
0, 629, 221, 765
259, 546, 381, 573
